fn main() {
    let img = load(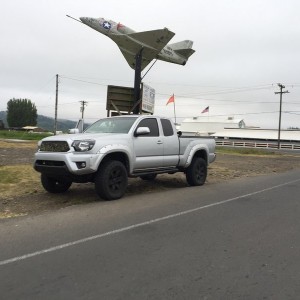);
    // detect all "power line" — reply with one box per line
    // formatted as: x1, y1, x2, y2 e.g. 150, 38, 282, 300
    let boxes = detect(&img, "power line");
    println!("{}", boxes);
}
59, 76, 279, 96
60, 76, 120, 86
35, 74, 300, 128
60, 76, 104, 86
56, 76, 300, 105
175, 85, 274, 97
154, 92, 298, 104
